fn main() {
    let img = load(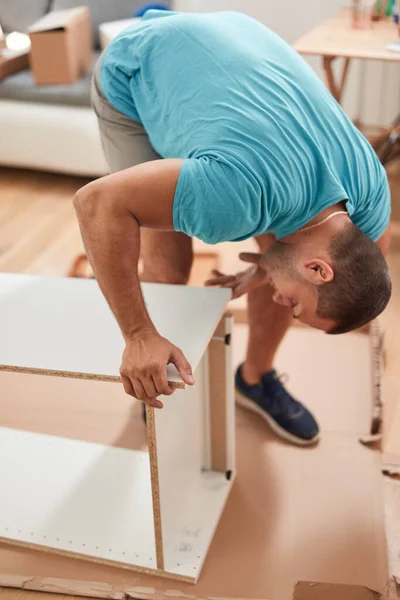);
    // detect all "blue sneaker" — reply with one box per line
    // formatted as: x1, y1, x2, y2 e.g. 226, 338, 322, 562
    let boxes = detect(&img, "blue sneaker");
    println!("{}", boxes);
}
235, 365, 319, 445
